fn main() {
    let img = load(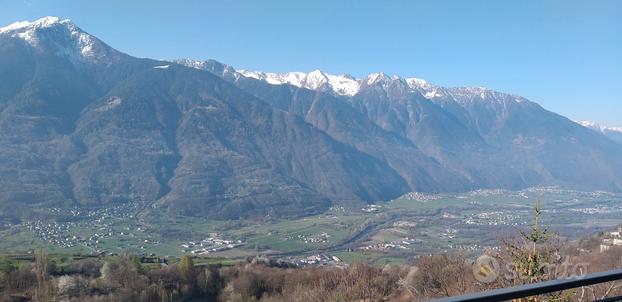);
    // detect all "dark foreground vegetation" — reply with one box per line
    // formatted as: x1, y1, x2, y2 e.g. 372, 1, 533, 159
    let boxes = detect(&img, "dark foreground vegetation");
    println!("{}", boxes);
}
1, 243, 621, 301
1, 203, 621, 302
1, 246, 621, 302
